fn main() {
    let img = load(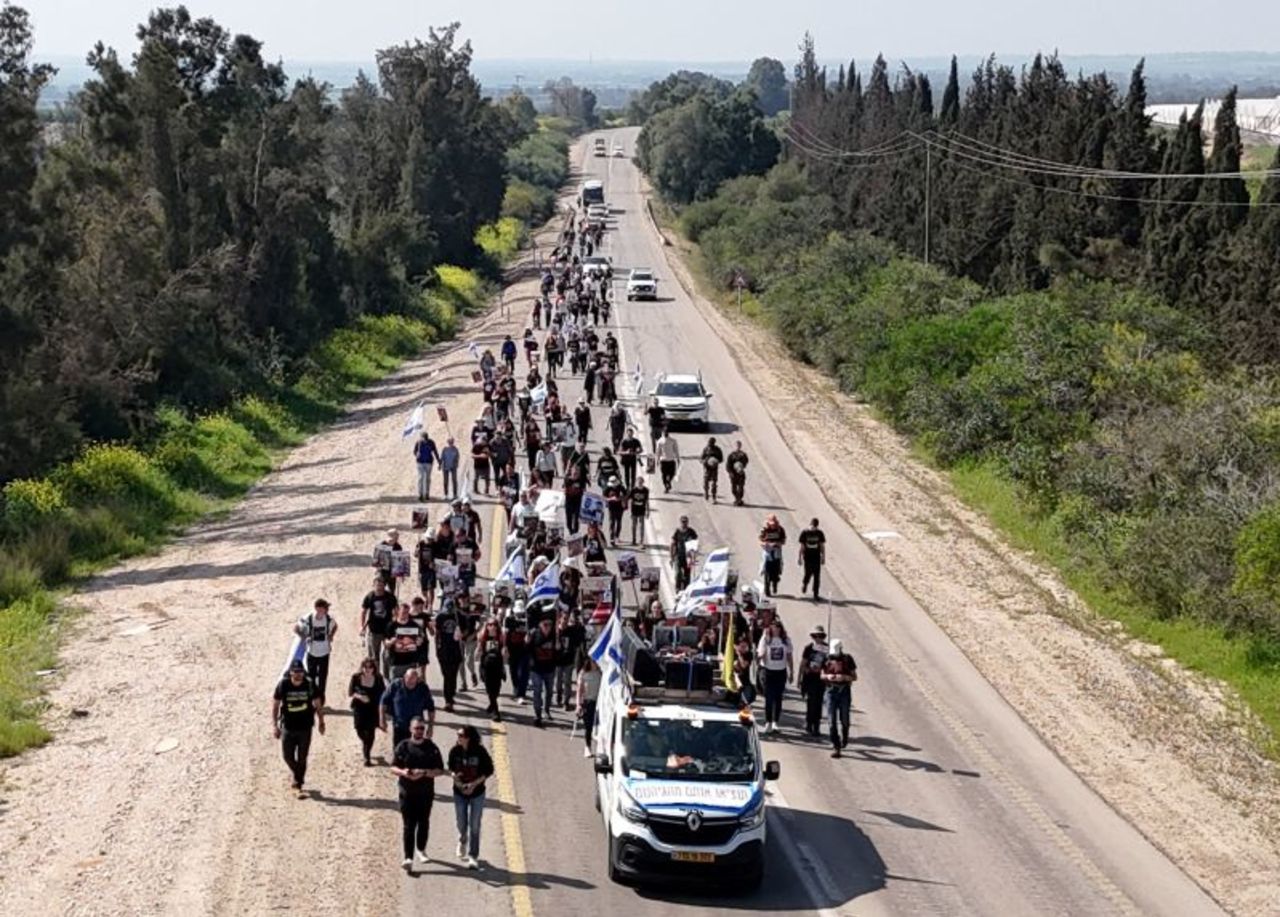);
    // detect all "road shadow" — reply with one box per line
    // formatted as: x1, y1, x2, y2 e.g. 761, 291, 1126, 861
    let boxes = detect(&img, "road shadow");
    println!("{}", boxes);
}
410, 859, 596, 892
311, 791, 398, 811
85, 551, 363, 590
638, 807, 886, 910
863, 809, 955, 833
